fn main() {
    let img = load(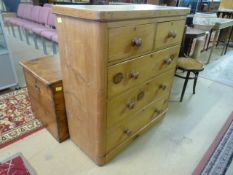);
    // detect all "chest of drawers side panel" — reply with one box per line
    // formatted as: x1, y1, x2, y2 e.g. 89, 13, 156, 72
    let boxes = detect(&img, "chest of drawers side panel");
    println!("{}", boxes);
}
56, 17, 108, 165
